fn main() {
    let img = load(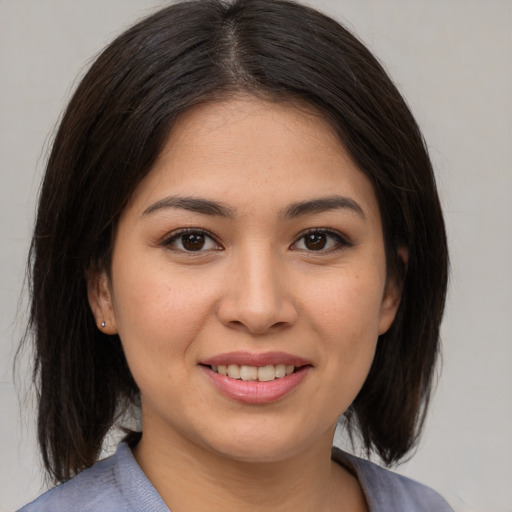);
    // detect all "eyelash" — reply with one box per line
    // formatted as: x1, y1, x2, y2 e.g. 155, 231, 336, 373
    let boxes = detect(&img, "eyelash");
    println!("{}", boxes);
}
161, 228, 222, 253
160, 228, 352, 254
291, 228, 352, 253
